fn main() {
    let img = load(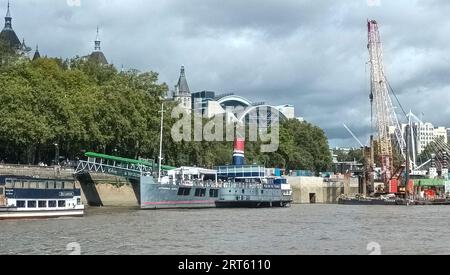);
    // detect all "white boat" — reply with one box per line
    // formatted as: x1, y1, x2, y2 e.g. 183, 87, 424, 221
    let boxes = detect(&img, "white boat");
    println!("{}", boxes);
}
0, 177, 85, 220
